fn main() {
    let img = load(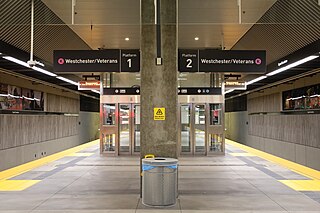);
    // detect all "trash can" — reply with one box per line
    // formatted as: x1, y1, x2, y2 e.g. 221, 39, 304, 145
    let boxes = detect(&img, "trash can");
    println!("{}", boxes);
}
142, 157, 178, 207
